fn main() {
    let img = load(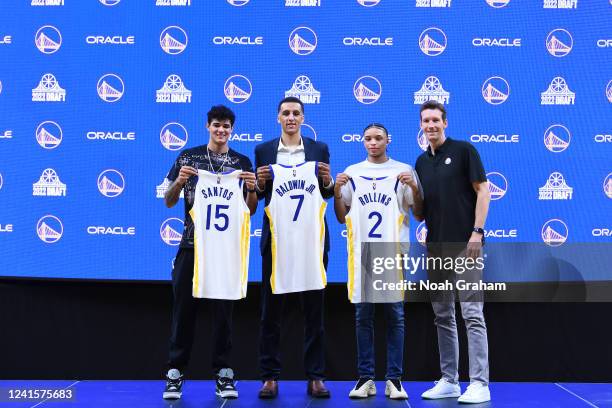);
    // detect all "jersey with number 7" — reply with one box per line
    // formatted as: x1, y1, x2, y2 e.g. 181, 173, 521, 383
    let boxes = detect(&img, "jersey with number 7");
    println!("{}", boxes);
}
264, 161, 327, 294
